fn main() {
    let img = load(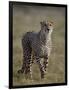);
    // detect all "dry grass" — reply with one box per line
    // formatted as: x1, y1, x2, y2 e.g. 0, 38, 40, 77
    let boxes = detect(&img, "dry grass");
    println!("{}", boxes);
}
13, 5, 65, 86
